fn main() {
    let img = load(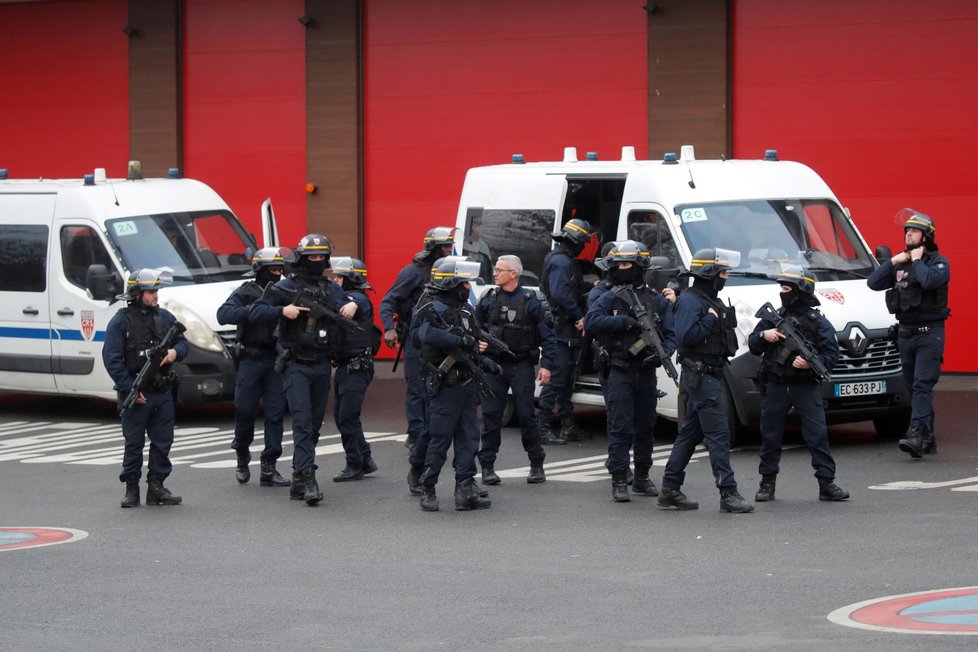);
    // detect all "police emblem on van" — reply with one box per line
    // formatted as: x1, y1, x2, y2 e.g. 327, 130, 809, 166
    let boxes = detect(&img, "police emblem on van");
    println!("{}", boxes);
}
817, 288, 845, 305
81, 311, 96, 341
